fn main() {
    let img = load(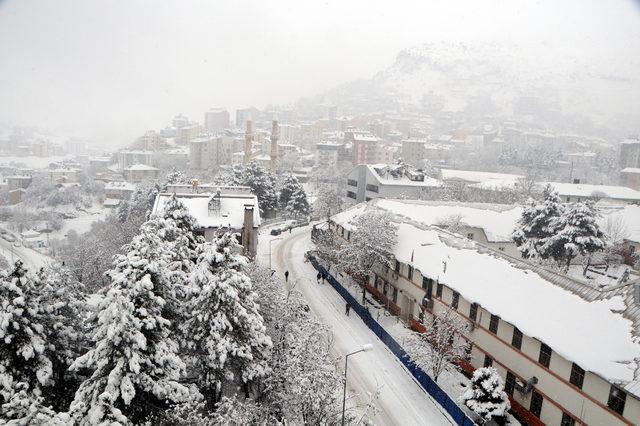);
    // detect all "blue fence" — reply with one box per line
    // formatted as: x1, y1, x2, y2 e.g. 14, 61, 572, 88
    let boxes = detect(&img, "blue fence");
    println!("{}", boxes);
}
309, 255, 476, 426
